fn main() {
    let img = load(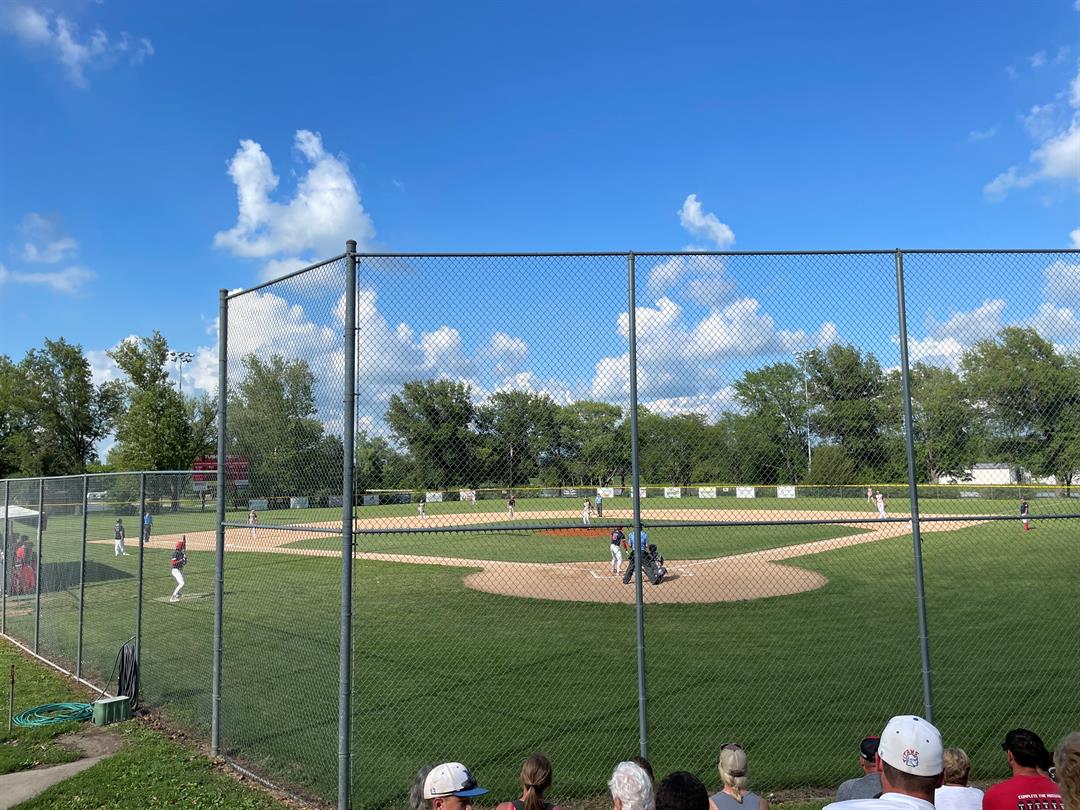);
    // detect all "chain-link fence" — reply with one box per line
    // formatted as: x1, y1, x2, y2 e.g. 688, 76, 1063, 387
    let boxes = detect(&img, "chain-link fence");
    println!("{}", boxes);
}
4, 246, 1079, 810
